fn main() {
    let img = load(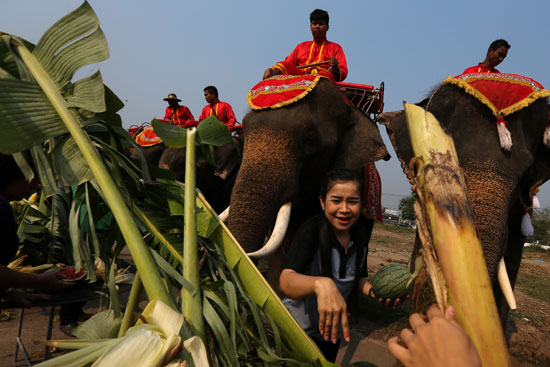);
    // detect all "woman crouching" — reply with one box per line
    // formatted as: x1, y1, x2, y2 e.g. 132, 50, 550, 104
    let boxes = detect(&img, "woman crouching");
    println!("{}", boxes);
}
279, 168, 400, 362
